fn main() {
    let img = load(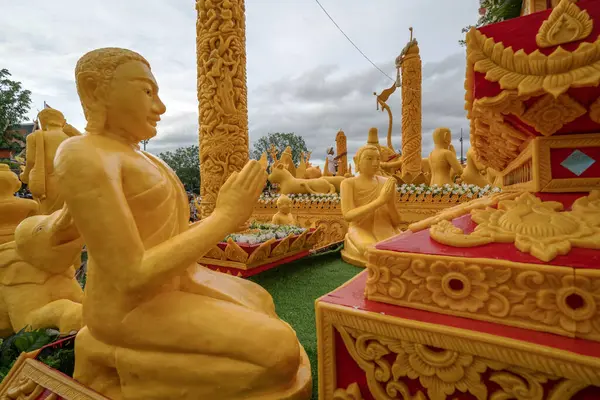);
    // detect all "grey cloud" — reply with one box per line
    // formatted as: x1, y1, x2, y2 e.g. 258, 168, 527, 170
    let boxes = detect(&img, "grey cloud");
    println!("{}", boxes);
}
1, 0, 479, 162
